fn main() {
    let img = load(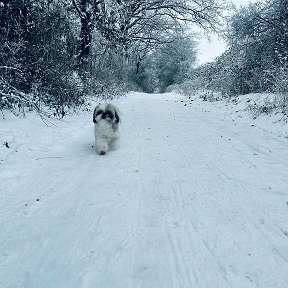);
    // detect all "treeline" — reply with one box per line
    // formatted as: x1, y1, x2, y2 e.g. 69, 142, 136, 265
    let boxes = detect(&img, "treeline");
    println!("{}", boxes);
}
0, 0, 225, 116
183, 0, 288, 108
